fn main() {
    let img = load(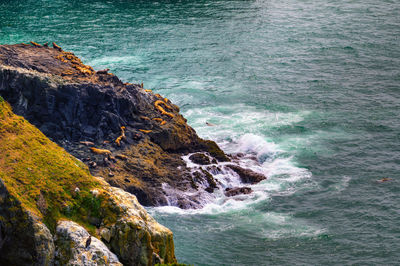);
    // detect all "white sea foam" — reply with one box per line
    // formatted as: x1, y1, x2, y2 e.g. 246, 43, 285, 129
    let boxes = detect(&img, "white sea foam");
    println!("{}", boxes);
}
148, 103, 321, 238
154, 133, 312, 215
88, 55, 143, 68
